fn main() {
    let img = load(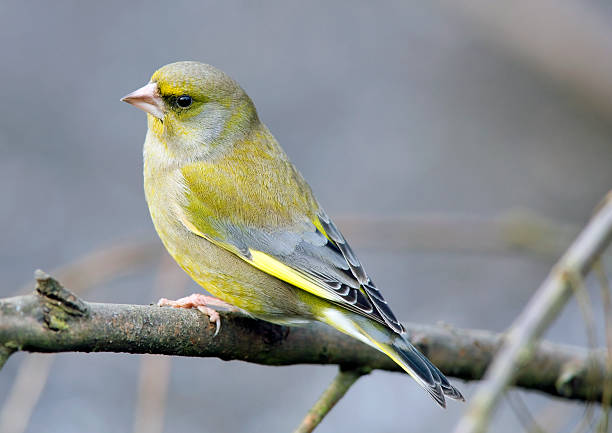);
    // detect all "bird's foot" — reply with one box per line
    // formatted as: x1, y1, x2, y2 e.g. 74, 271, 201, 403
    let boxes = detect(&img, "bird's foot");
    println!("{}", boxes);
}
157, 294, 238, 336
